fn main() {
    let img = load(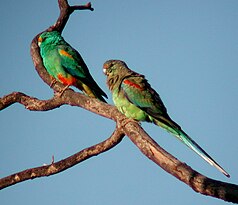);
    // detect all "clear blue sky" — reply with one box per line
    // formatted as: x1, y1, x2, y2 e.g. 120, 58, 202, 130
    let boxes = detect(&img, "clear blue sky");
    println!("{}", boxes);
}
0, 0, 237, 204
